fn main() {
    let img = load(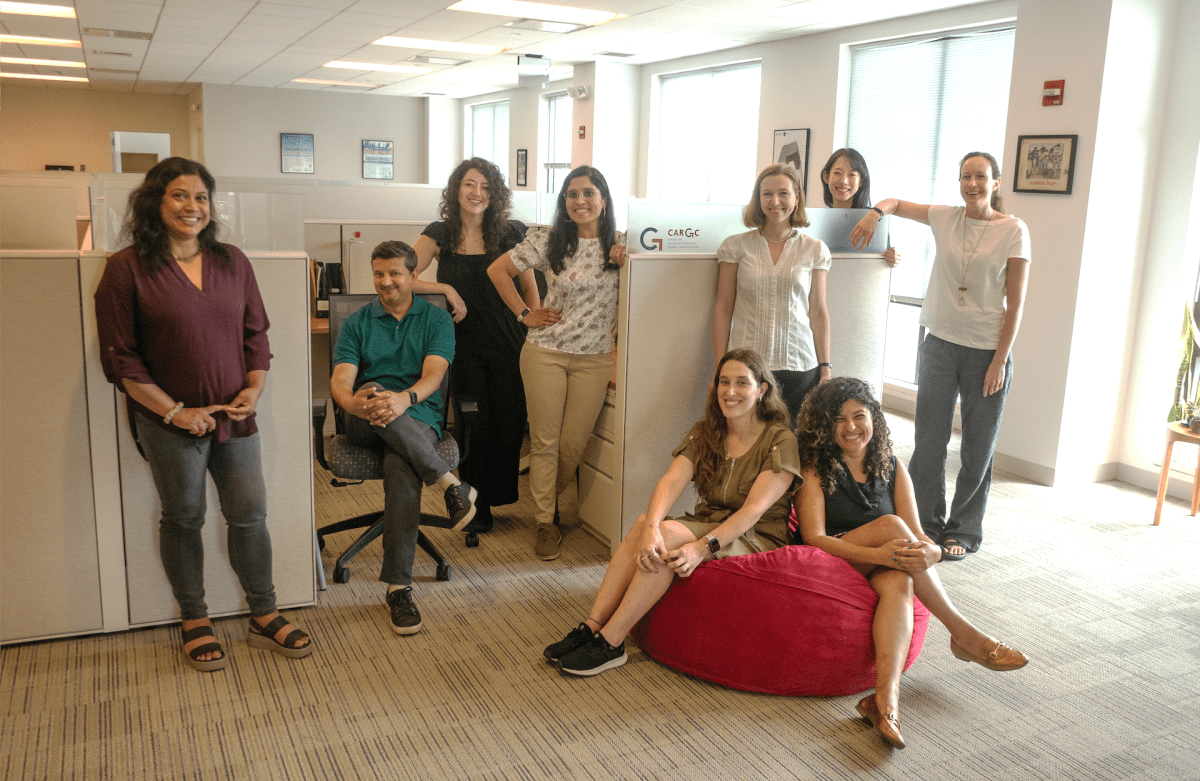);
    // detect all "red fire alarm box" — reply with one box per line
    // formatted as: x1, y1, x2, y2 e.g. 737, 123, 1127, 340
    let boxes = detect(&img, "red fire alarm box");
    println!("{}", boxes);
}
1042, 79, 1064, 107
